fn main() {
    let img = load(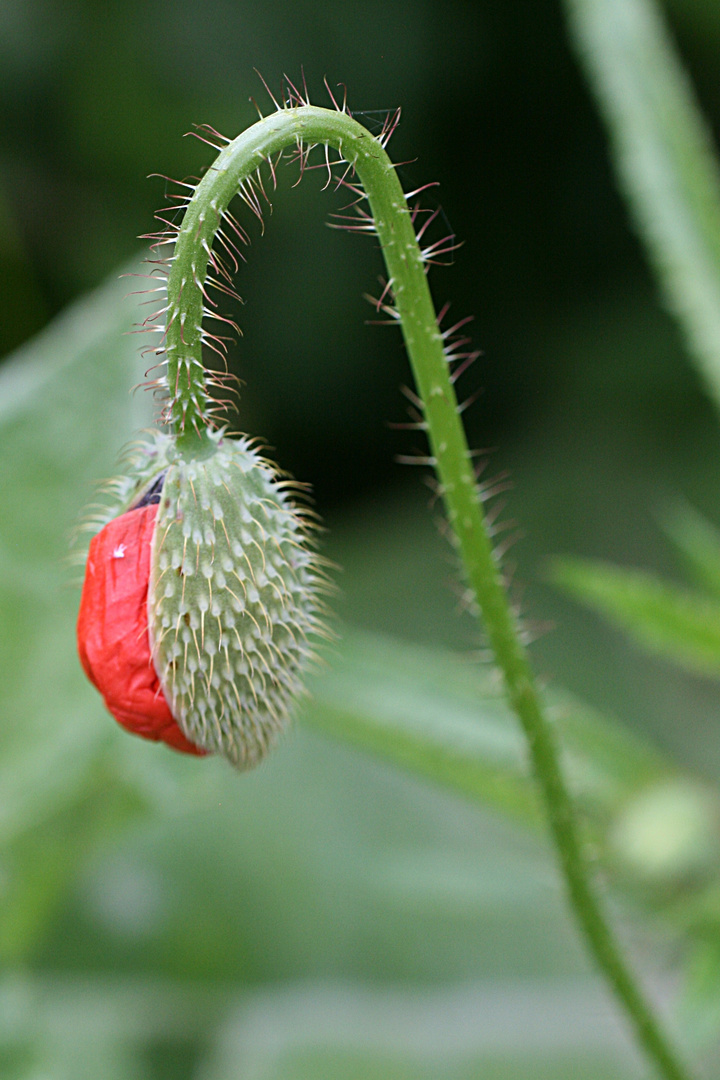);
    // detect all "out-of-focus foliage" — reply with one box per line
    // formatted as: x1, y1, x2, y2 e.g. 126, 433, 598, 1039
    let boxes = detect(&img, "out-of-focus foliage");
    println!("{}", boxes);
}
662, 503, 720, 600
566, 0, 720, 409
552, 556, 720, 677
556, 0, 720, 1063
